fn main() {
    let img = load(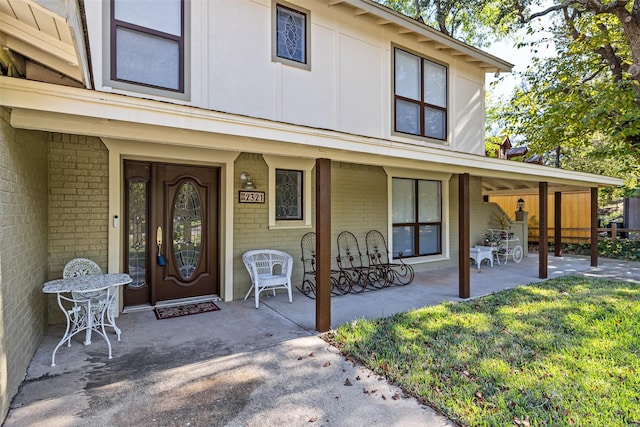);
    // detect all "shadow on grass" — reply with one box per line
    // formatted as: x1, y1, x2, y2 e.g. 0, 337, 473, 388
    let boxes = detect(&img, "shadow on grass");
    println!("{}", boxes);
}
327, 276, 640, 426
